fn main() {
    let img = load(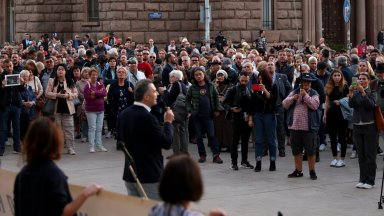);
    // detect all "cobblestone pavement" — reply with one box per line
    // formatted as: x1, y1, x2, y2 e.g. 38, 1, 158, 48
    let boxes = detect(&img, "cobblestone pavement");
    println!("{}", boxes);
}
1, 137, 384, 216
